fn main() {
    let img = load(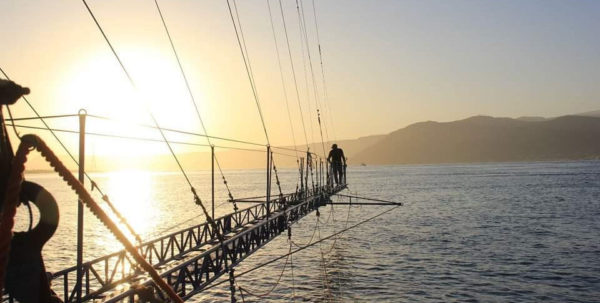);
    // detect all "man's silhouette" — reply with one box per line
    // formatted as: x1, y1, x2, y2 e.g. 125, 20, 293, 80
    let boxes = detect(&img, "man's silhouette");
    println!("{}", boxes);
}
327, 144, 346, 185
